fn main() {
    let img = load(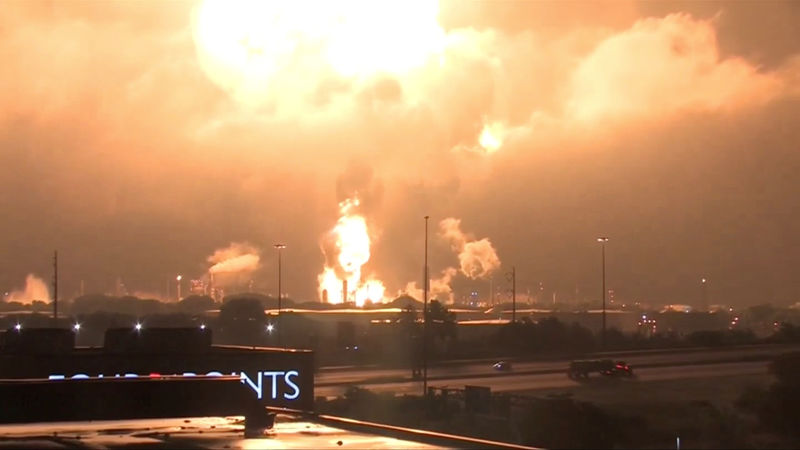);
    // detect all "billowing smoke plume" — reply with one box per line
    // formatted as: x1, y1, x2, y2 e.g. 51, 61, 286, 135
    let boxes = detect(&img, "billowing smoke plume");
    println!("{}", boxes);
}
400, 220, 500, 304
5, 274, 51, 304
439, 218, 501, 279
403, 267, 458, 303
207, 242, 261, 275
